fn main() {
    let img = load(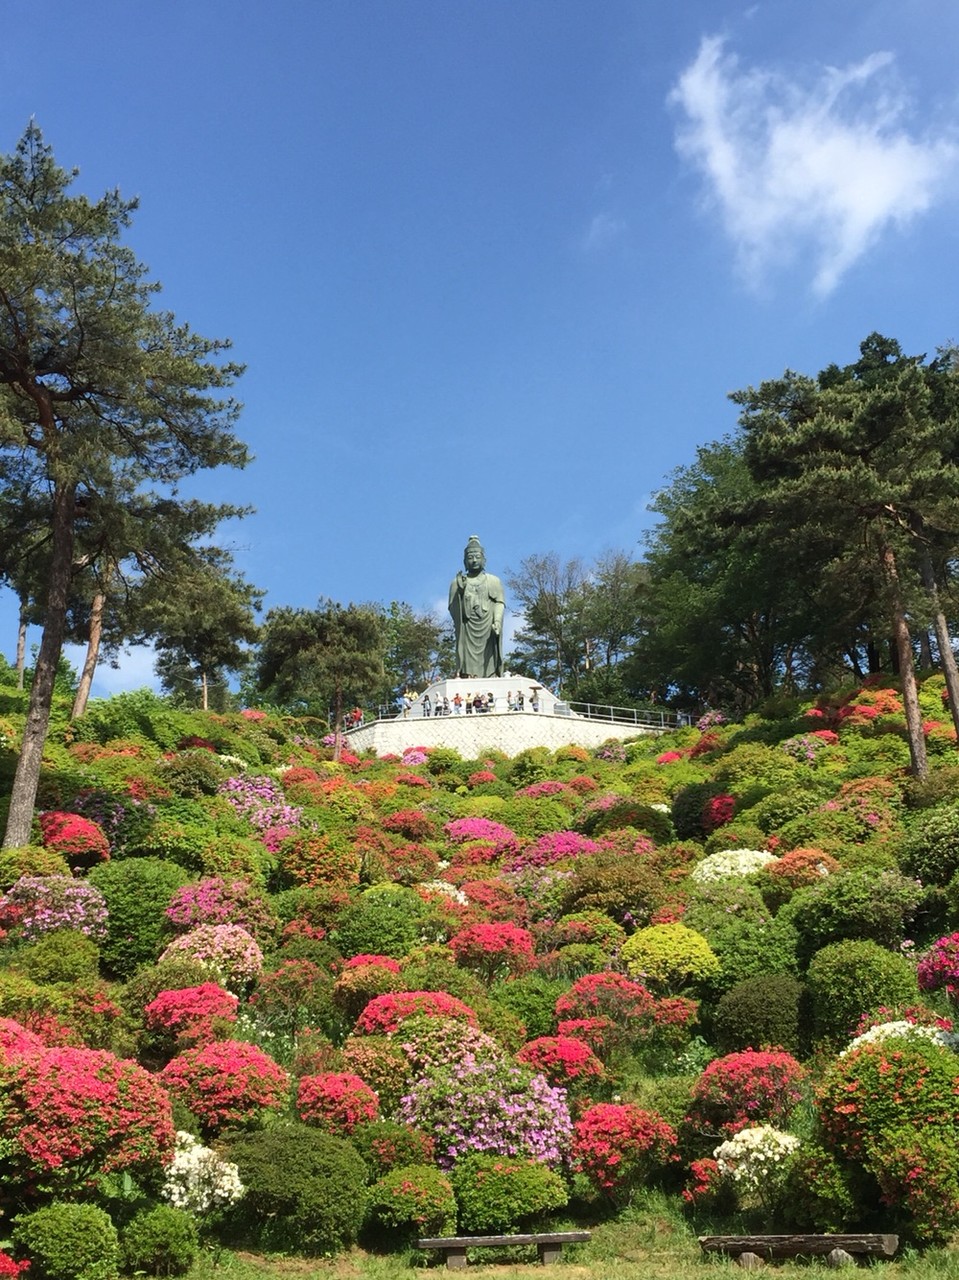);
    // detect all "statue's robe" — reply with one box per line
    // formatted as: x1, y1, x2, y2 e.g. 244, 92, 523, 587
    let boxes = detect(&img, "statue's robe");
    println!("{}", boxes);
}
449, 570, 505, 678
